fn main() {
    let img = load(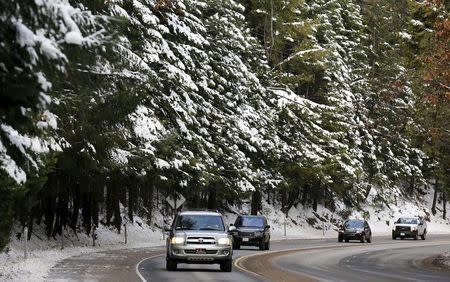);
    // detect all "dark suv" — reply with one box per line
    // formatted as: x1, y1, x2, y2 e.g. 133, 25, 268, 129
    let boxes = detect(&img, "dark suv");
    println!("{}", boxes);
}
338, 219, 372, 243
229, 215, 270, 250
165, 211, 233, 271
